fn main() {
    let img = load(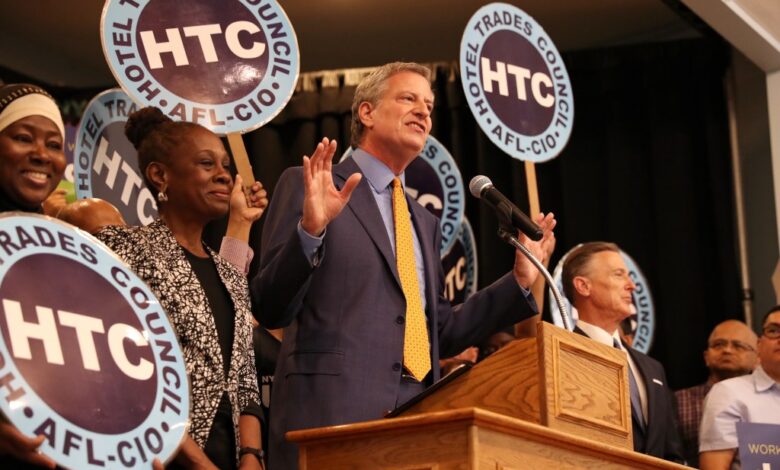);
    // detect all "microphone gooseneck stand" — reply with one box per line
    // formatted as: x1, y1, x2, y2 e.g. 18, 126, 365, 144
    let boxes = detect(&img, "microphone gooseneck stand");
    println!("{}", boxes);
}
497, 224, 573, 332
